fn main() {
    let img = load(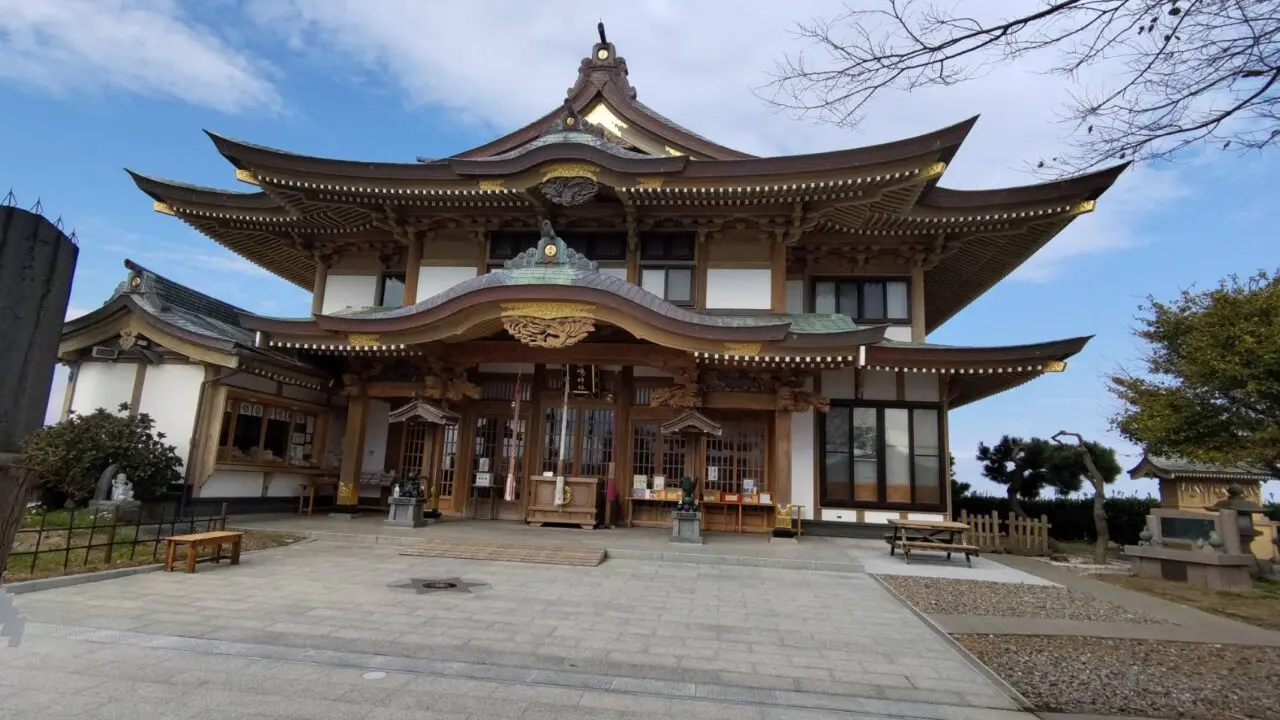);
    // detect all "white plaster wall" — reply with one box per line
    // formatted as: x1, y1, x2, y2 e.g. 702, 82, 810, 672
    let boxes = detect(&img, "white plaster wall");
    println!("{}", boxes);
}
790, 407, 815, 520
863, 511, 901, 524
821, 508, 859, 523
265, 473, 311, 497
137, 363, 204, 473
884, 326, 914, 342
862, 370, 897, 401
903, 373, 940, 403
323, 275, 378, 313
70, 362, 137, 415
907, 512, 945, 521
416, 266, 476, 302
821, 368, 857, 400
362, 399, 390, 473
201, 470, 263, 498
785, 280, 804, 314
705, 268, 771, 310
